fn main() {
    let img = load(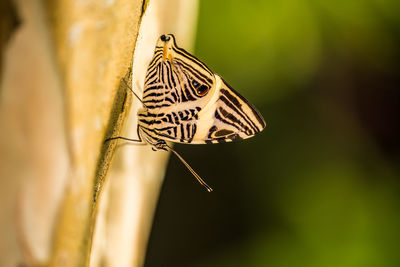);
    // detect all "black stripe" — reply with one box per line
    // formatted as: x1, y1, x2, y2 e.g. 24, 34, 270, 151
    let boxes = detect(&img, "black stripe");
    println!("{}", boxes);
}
143, 97, 167, 104
214, 109, 242, 132
171, 45, 214, 76
169, 62, 178, 89
165, 62, 175, 91
154, 125, 175, 131
164, 97, 174, 104
180, 123, 185, 142
139, 118, 162, 125
148, 52, 162, 67
188, 123, 197, 143
218, 107, 250, 132
219, 94, 257, 133
144, 91, 164, 98
145, 67, 159, 84
166, 114, 173, 123
140, 112, 165, 118
182, 83, 197, 102
171, 91, 178, 102
146, 103, 170, 109
186, 123, 191, 139
172, 112, 179, 124
173, 58, 213, 85
180, 84, 189, 102
221, 84, 265, 129
207, 125, 218, 139
144, 84, 164, 93
178, 111, 185, 120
